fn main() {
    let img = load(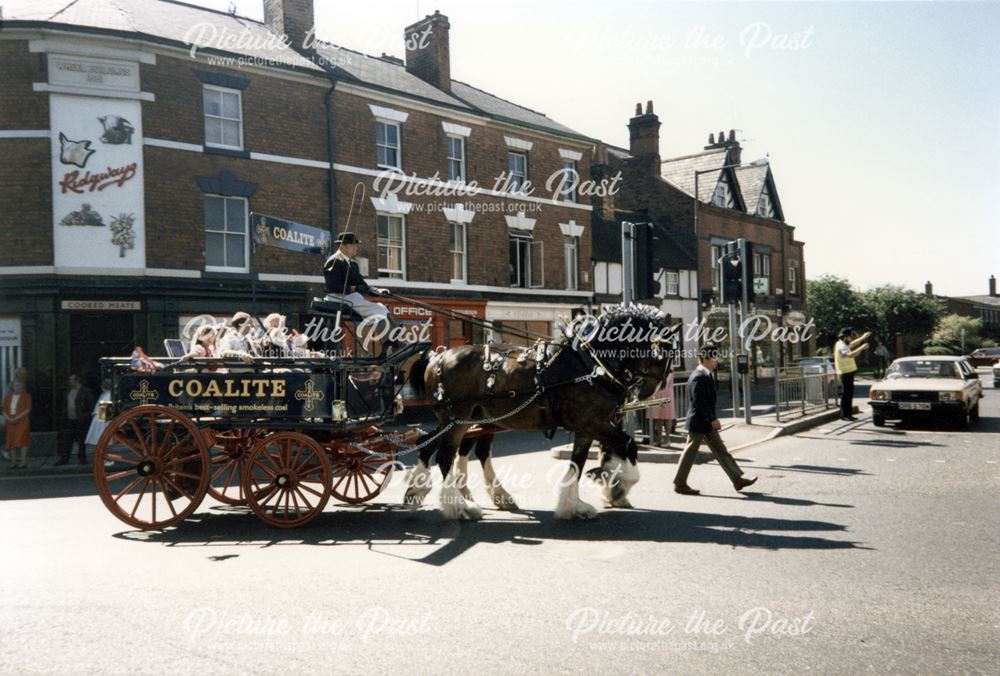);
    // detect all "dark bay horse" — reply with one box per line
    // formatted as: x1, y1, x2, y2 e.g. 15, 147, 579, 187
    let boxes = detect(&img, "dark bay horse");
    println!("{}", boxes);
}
403, 304, 676, 520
